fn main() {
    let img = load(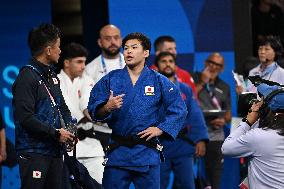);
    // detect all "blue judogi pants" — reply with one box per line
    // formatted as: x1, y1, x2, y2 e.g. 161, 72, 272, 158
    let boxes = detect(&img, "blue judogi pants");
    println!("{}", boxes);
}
103, 165, 160, 189
160, 155, 195, 189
